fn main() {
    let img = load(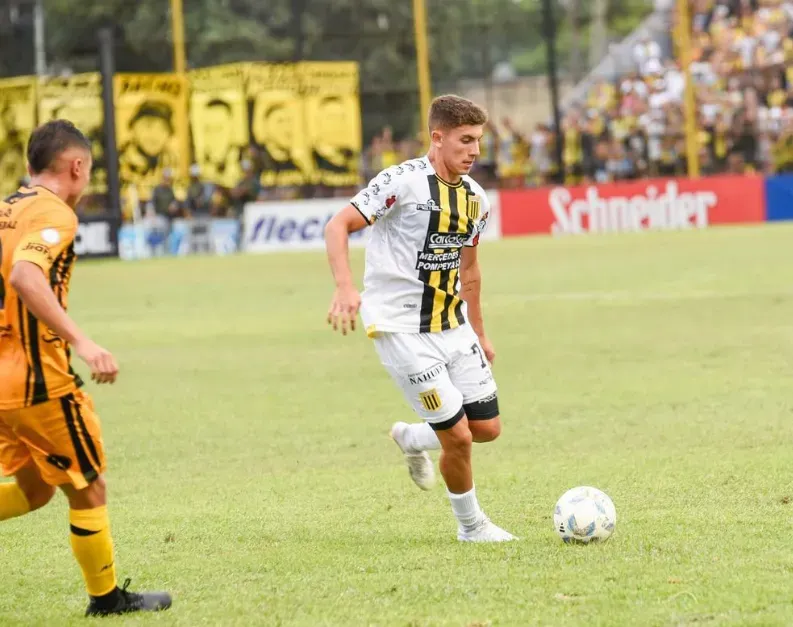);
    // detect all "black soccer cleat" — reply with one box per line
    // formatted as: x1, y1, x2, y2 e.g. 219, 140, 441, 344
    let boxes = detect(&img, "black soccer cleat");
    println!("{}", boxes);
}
85, 578, 172, 617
